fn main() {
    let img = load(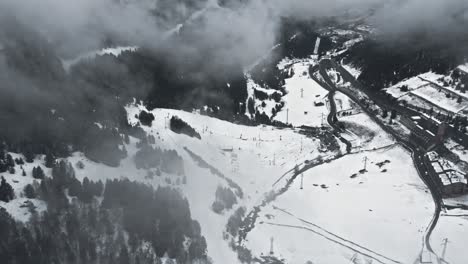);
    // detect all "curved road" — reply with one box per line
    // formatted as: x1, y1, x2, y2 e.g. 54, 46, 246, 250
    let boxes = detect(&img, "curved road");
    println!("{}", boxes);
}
315, 58, 443, 263
309, 65, 353, 153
